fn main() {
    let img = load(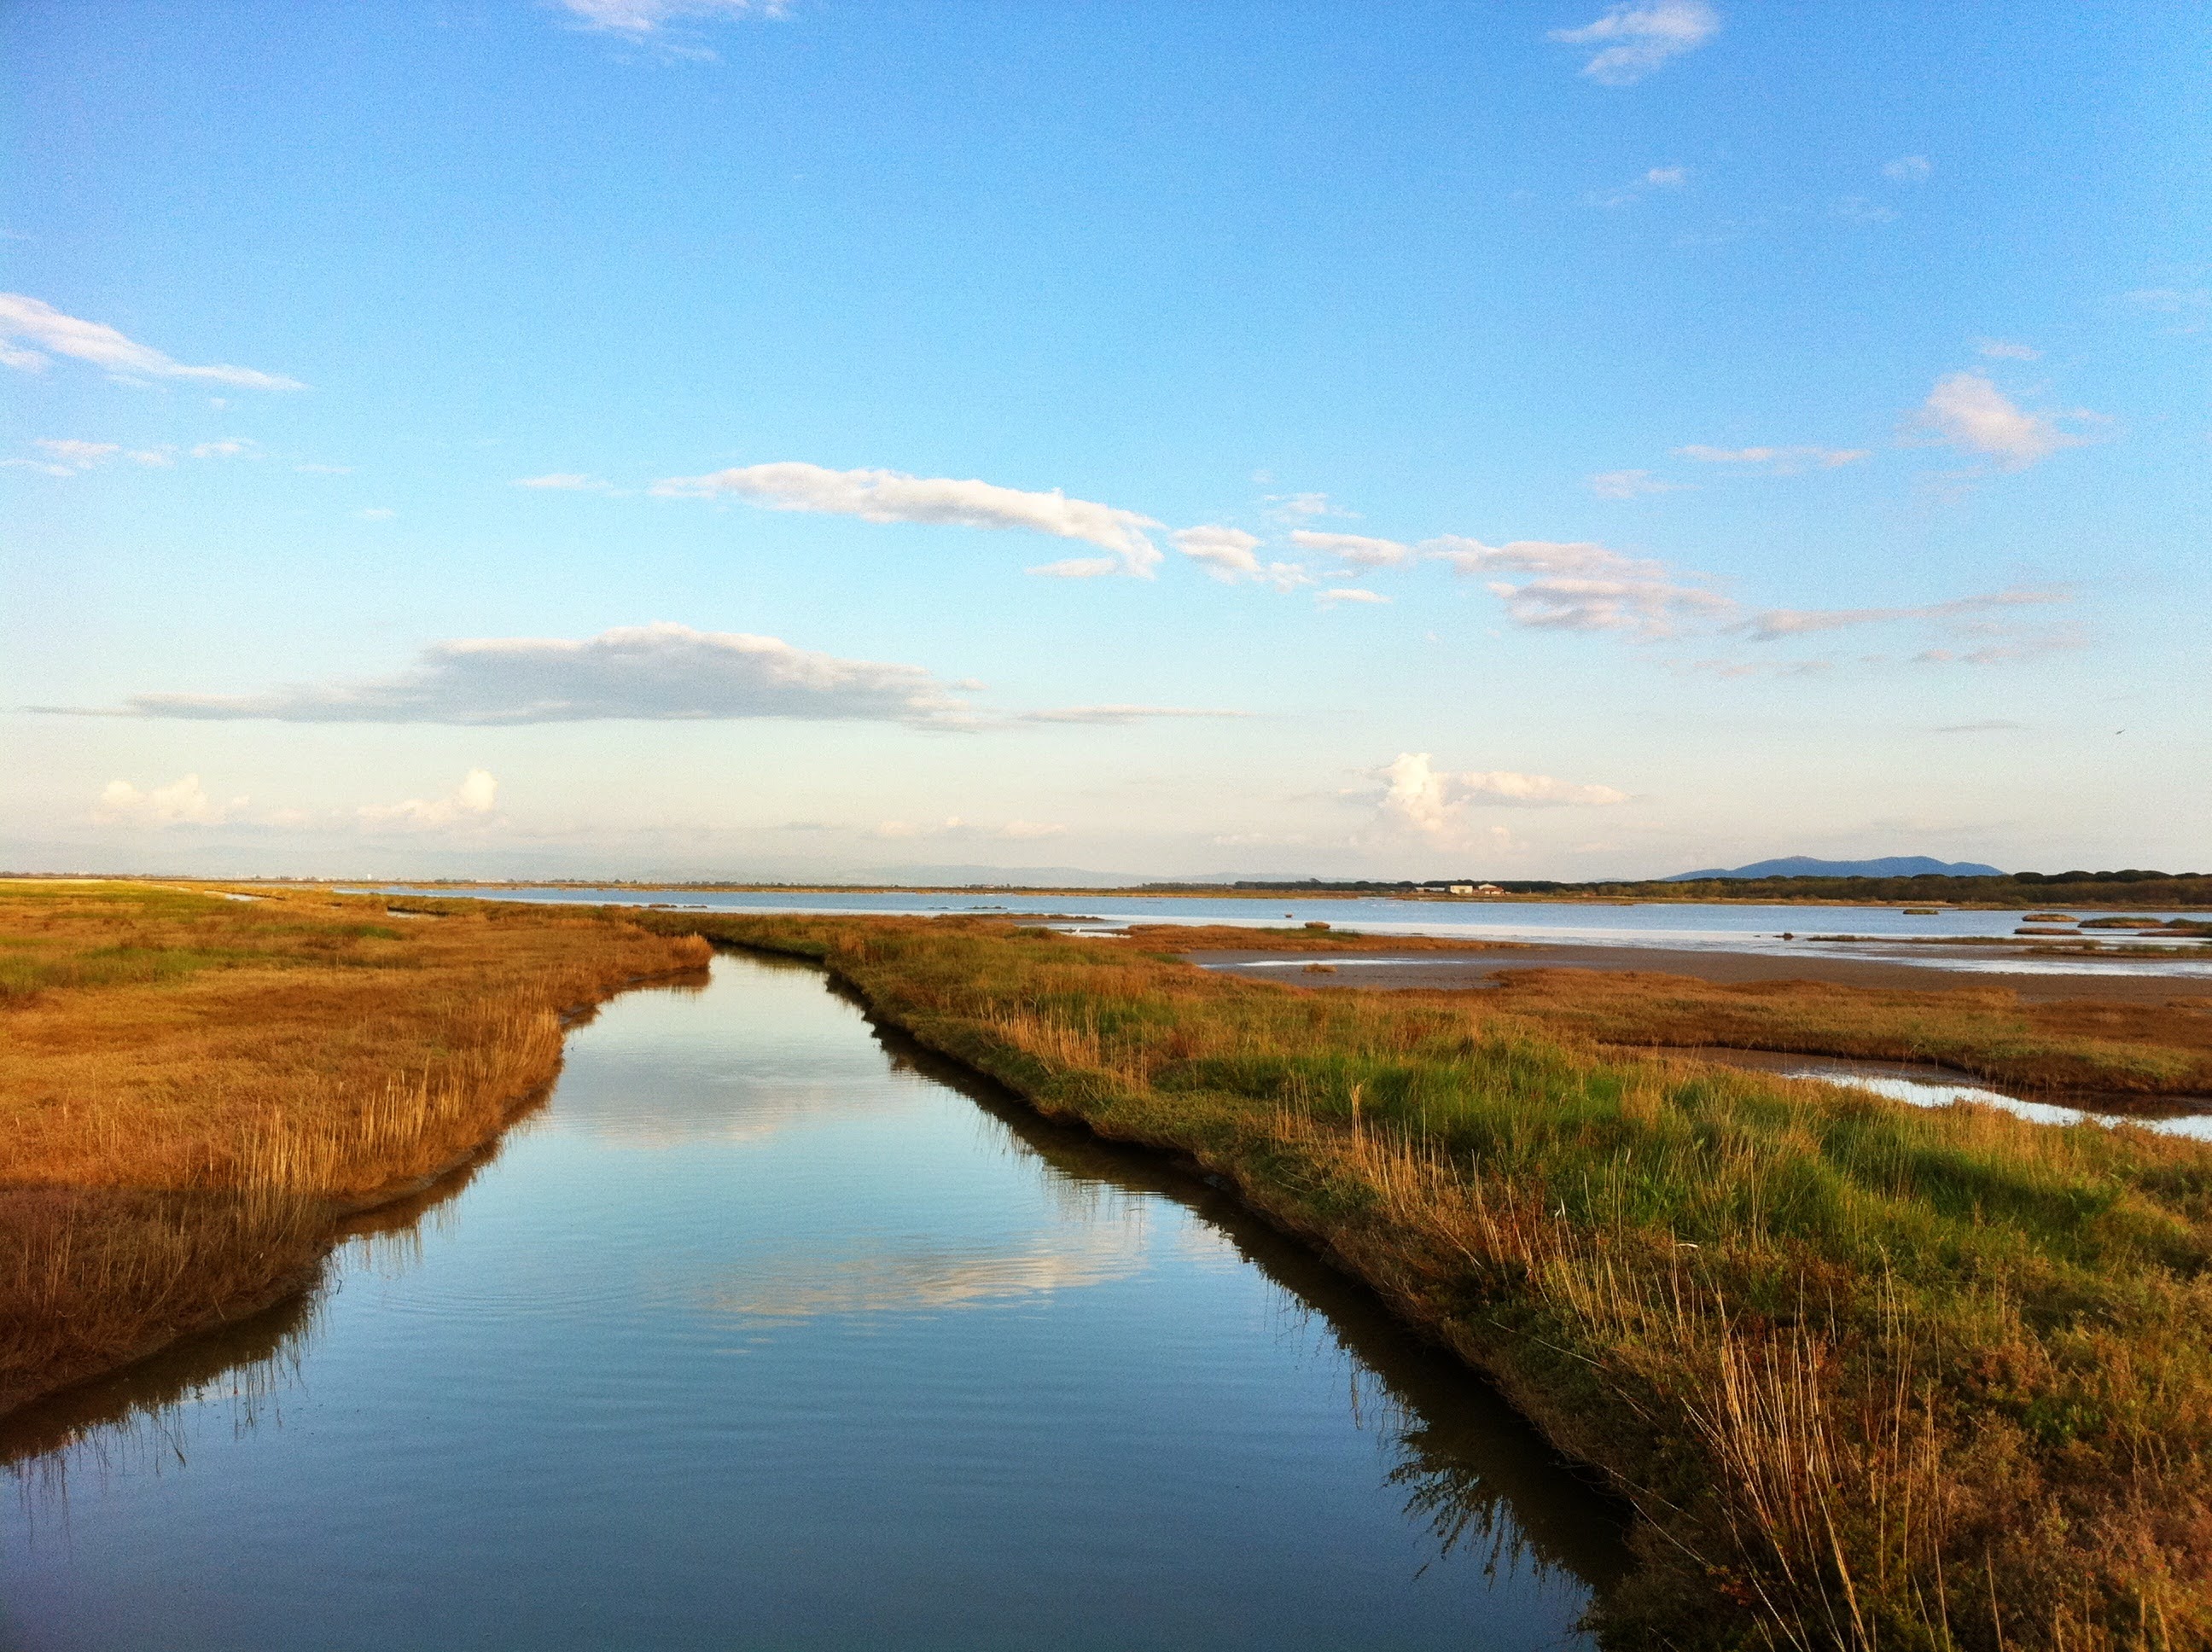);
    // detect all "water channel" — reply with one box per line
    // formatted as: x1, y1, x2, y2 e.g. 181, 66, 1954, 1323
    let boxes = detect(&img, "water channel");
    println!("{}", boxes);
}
1, 952, 1627, 1651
